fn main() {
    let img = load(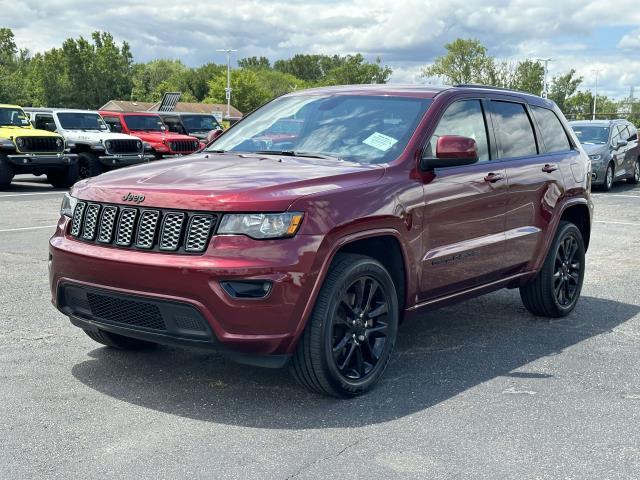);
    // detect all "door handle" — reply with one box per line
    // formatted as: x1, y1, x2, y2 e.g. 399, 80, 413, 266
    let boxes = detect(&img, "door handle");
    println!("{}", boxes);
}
542, 163, 558, 173
484, 172, 504, 183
